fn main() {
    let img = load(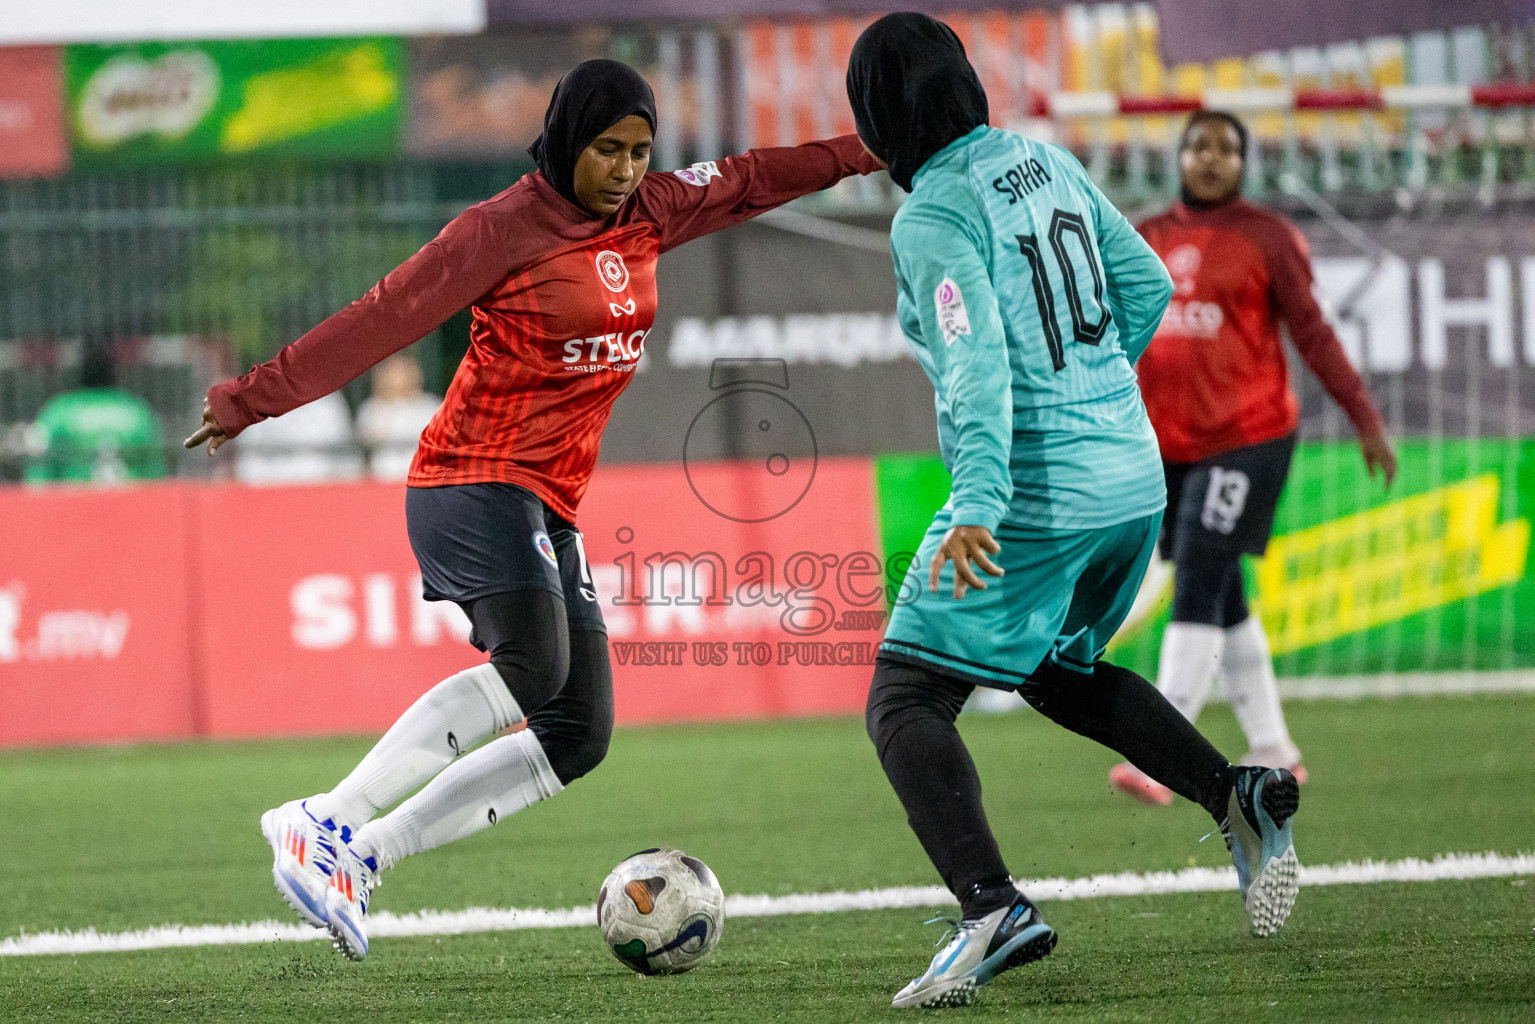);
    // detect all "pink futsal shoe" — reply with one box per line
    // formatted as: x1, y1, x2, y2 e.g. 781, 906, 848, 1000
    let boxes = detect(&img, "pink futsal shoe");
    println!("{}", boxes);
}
1109, 762, 1174, 806
1241, 745, 1309, 785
